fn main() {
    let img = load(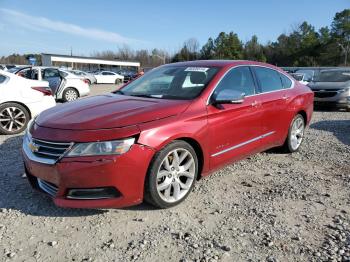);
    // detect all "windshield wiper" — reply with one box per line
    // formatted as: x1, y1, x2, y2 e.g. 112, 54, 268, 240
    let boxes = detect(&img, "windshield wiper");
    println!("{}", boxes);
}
129, 94, 161, 99
114, 90, 125, 95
